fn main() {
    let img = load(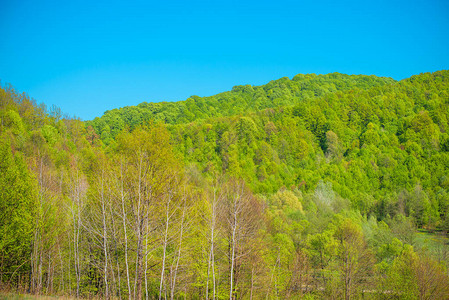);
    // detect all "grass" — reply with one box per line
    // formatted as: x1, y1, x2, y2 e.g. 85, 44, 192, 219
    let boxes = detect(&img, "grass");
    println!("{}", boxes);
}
414, 230, 449, 267
0, 292, 77, 300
